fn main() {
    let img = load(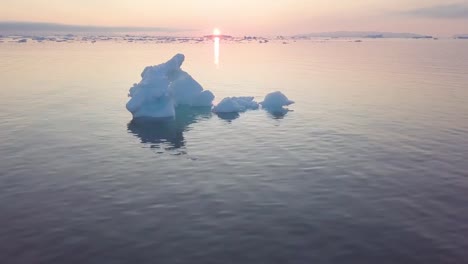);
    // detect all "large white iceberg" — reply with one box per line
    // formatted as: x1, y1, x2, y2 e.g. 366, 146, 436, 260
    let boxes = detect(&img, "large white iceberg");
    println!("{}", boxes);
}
126, 54, 214, 118
259, 91, 294, 110
212, 96, 259, 113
